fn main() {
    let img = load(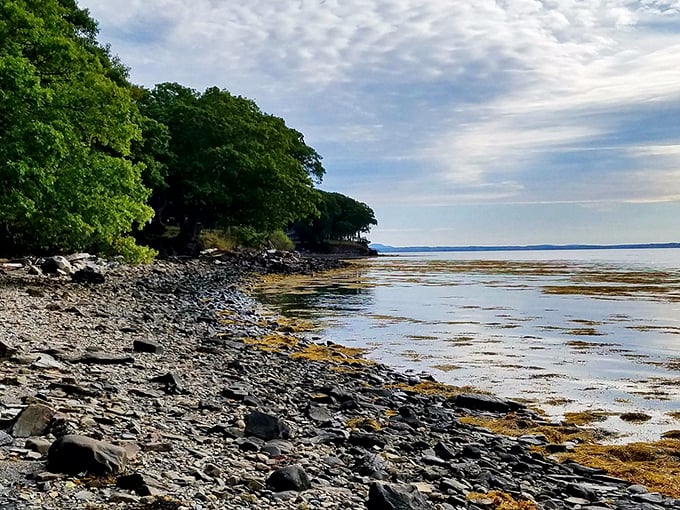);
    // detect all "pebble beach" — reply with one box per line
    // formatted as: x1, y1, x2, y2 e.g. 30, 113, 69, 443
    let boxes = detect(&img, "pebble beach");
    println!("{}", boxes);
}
1, 253, 679, 510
